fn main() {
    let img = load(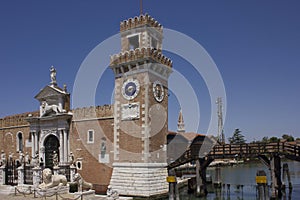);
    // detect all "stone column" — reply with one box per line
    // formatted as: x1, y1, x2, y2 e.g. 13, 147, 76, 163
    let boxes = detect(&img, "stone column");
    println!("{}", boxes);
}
31, 132, 35, 158
34, 132, 38, 155
59, 129, 64, 165
17, 166, 24, 185
63, 130, 68, 164
33, 167, 42, 188
0, 165, 6, 185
